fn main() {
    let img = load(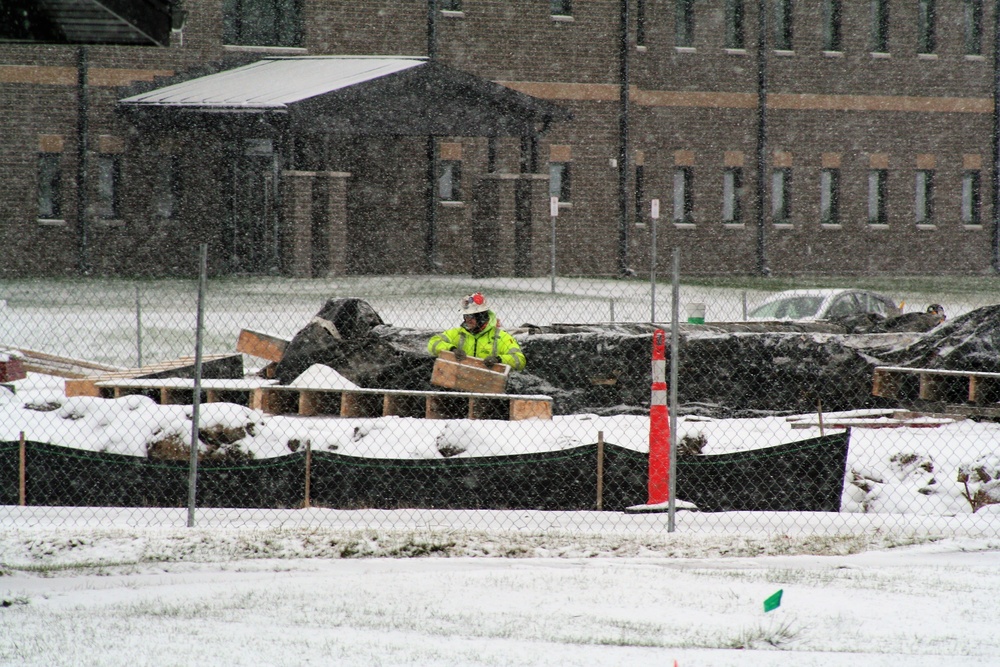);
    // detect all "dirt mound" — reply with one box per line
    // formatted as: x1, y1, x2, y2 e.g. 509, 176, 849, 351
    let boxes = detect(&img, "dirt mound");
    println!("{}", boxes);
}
273, 299, 1000, 417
